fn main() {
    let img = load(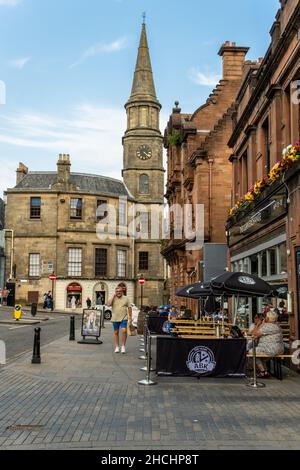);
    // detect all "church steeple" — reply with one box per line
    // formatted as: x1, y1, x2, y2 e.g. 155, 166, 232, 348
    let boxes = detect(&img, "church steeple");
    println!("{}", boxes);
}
122, 20, 164, 203
127, 22, 160, 107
